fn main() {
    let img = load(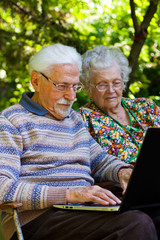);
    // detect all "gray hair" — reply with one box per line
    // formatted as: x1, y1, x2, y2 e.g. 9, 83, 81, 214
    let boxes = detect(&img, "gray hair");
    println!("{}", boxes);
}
81, 45, 131, 93
28, 43, 82, 74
